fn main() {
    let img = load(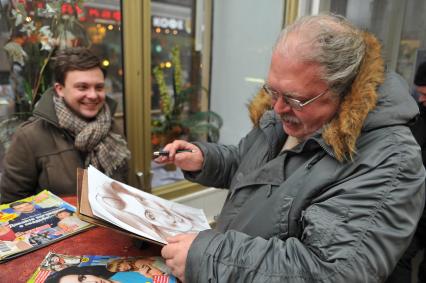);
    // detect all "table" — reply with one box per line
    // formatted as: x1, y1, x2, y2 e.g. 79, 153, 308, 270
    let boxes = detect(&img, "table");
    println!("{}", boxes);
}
0, 196, 162, 282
